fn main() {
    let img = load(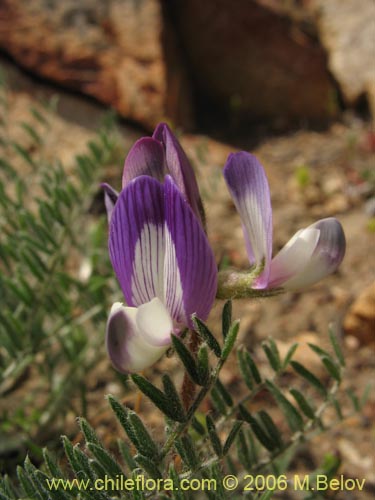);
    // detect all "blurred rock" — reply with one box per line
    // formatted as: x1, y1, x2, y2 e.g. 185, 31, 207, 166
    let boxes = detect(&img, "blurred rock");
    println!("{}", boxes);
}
338, 438, 374, 478
311, 0, 375, 115
323, 193, 350, 215
169, 0, 336, 126
344, 335, 360, 351
0, 0, 193, 130
343, 282, 375, 345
